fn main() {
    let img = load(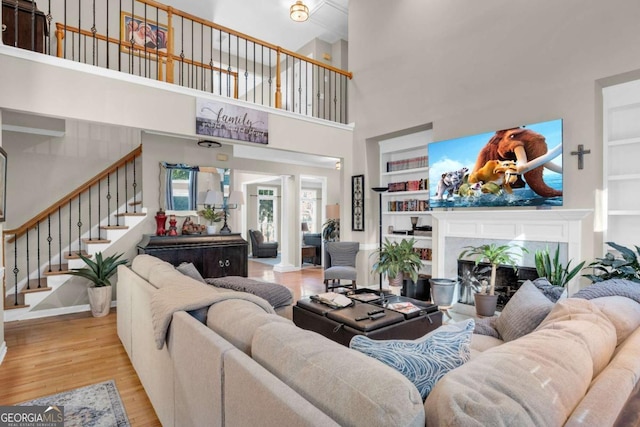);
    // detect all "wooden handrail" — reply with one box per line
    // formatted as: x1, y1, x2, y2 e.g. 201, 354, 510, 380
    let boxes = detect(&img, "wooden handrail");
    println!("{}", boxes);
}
4, 145, 142, 242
